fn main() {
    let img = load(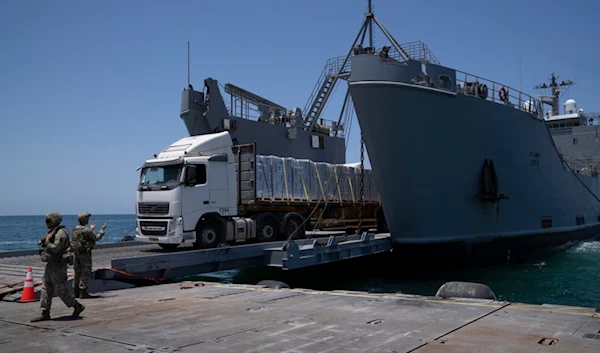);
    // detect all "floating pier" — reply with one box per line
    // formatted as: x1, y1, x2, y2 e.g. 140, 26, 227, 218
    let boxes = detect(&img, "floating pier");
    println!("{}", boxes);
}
1, 280, 599, 352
